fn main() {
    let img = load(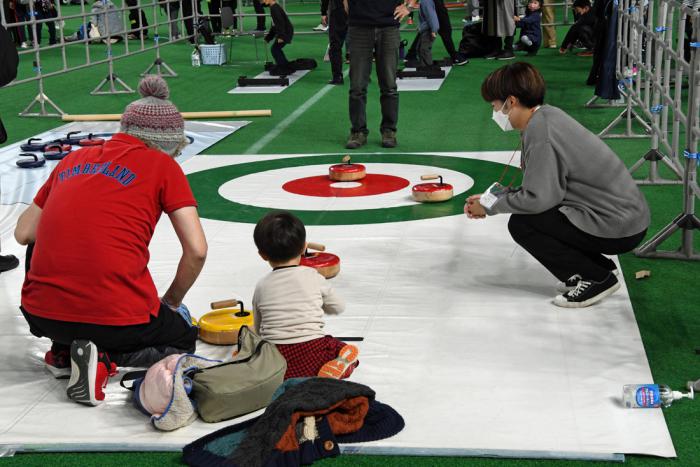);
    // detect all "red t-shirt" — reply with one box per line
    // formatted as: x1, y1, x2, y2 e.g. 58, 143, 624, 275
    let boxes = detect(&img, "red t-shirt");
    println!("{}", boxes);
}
22, 133, 197, 326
